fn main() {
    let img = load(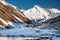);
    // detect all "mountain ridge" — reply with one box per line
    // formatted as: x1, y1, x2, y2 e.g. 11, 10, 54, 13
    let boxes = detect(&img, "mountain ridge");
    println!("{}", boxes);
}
0, 0, 60, 29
